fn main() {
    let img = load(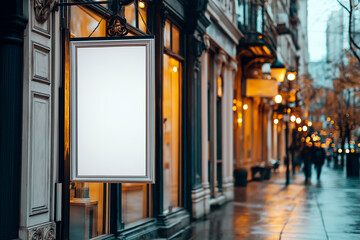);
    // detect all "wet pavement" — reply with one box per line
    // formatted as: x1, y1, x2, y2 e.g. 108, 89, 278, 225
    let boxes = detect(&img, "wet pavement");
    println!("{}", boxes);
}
189, 165, 360, 239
